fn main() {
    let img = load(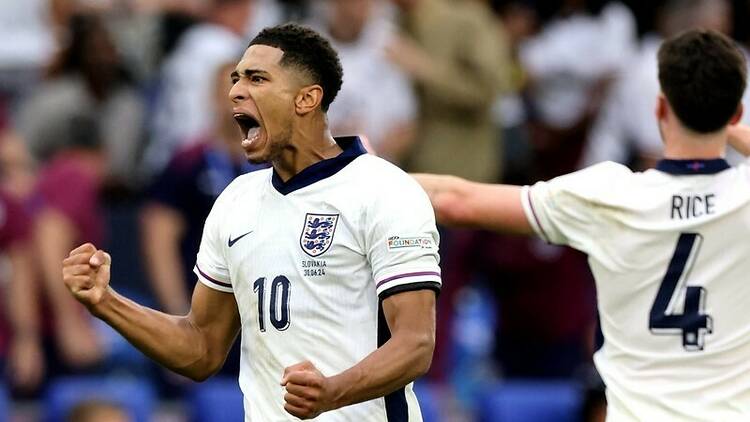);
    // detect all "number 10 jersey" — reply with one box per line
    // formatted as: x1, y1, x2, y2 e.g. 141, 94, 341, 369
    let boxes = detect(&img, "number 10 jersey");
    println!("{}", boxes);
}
523, 159, 750, 421
194, 137, 441, 421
